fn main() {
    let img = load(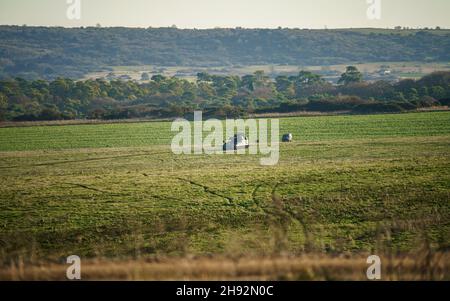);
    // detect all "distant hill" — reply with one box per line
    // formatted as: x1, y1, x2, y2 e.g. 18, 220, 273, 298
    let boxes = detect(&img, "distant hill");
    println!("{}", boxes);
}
0, 26, 449, 79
